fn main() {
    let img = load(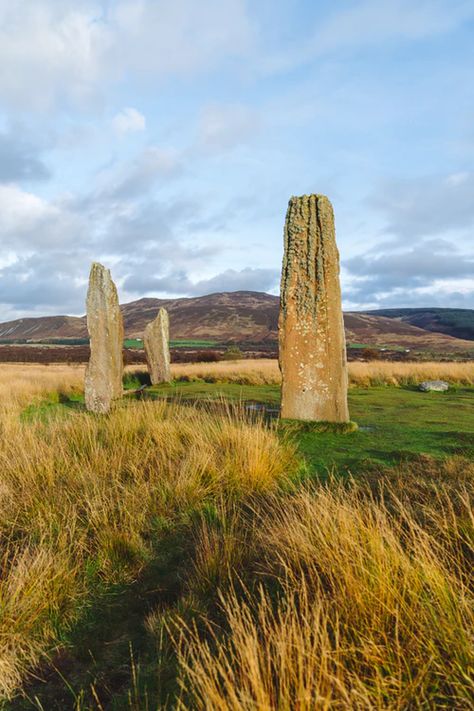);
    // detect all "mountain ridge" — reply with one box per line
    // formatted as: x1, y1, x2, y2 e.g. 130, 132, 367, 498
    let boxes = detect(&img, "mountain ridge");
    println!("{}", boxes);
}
0, 292, 473, 352
363, 308, 474, 341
